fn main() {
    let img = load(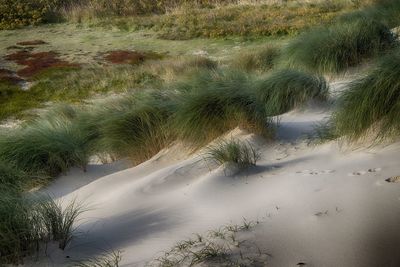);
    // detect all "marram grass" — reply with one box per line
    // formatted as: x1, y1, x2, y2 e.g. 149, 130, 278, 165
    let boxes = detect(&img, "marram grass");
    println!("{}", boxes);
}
0, 106, 92, 178
333, 48, 400, 141
172, 70, 270, 146
205, 139, 260, 170
282, 17, 396, 73
256, 69, 328, 116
